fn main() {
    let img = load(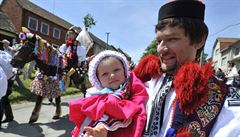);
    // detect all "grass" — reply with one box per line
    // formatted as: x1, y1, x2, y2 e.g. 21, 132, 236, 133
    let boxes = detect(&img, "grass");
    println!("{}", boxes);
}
9, 75, 83, 104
